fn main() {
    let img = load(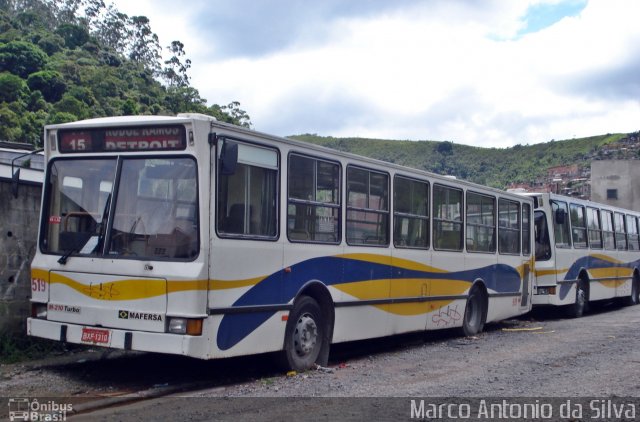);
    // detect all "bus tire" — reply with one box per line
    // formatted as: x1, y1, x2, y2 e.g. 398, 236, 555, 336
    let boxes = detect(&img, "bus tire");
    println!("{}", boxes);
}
460, 286, 486, 337
625, 275, 640, 306
281, 295, 325, 371
566, 281, 588, 318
